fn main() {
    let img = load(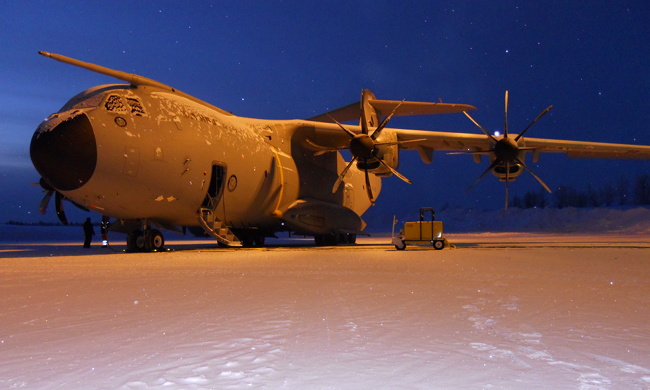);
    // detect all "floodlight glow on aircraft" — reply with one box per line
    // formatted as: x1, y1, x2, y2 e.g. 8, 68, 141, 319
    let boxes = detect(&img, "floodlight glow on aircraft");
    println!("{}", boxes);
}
31, 52, 650, 251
